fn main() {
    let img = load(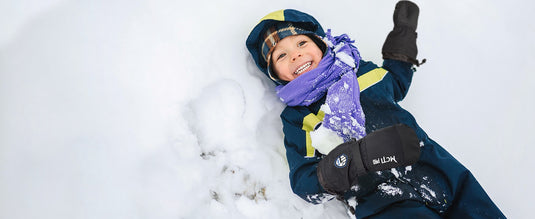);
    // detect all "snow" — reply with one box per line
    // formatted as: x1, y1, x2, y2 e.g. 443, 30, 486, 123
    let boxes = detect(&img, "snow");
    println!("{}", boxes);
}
310, 122, 344, 155
1, 0, 534, 218
335, 50, 356, 68
420, 184, 437, 200
378, 183, 403, 196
